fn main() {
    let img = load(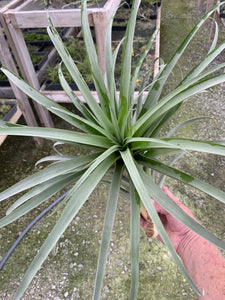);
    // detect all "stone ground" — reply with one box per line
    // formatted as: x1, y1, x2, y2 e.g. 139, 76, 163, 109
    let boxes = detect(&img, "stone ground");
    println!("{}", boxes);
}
1, 0, 225, 299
